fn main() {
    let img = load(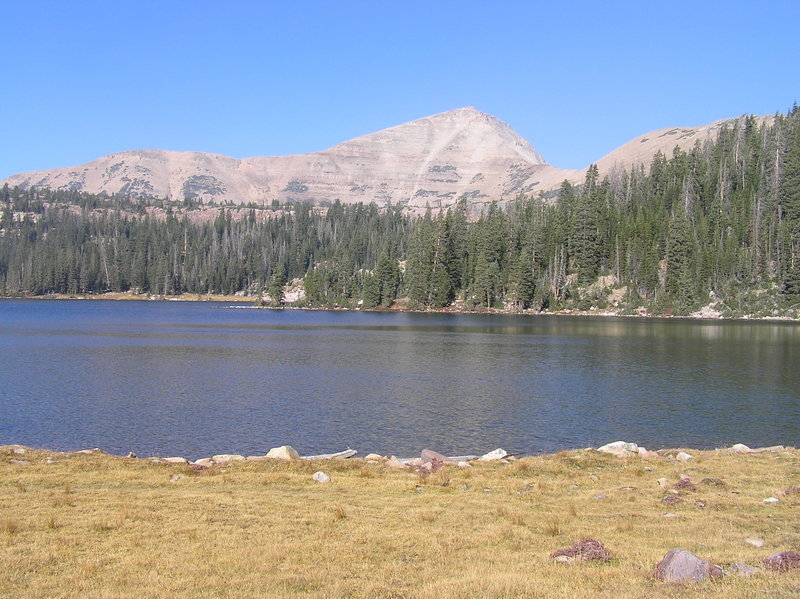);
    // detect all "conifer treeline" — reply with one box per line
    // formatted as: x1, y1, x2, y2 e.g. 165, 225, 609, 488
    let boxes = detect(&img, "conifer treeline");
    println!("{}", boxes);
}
2, 105, 799, 316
